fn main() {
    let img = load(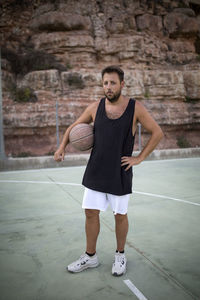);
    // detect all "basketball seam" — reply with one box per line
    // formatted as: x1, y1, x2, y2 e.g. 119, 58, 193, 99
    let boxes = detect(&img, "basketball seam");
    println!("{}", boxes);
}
70, 133, 94, 143
70, 125, 93, 134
